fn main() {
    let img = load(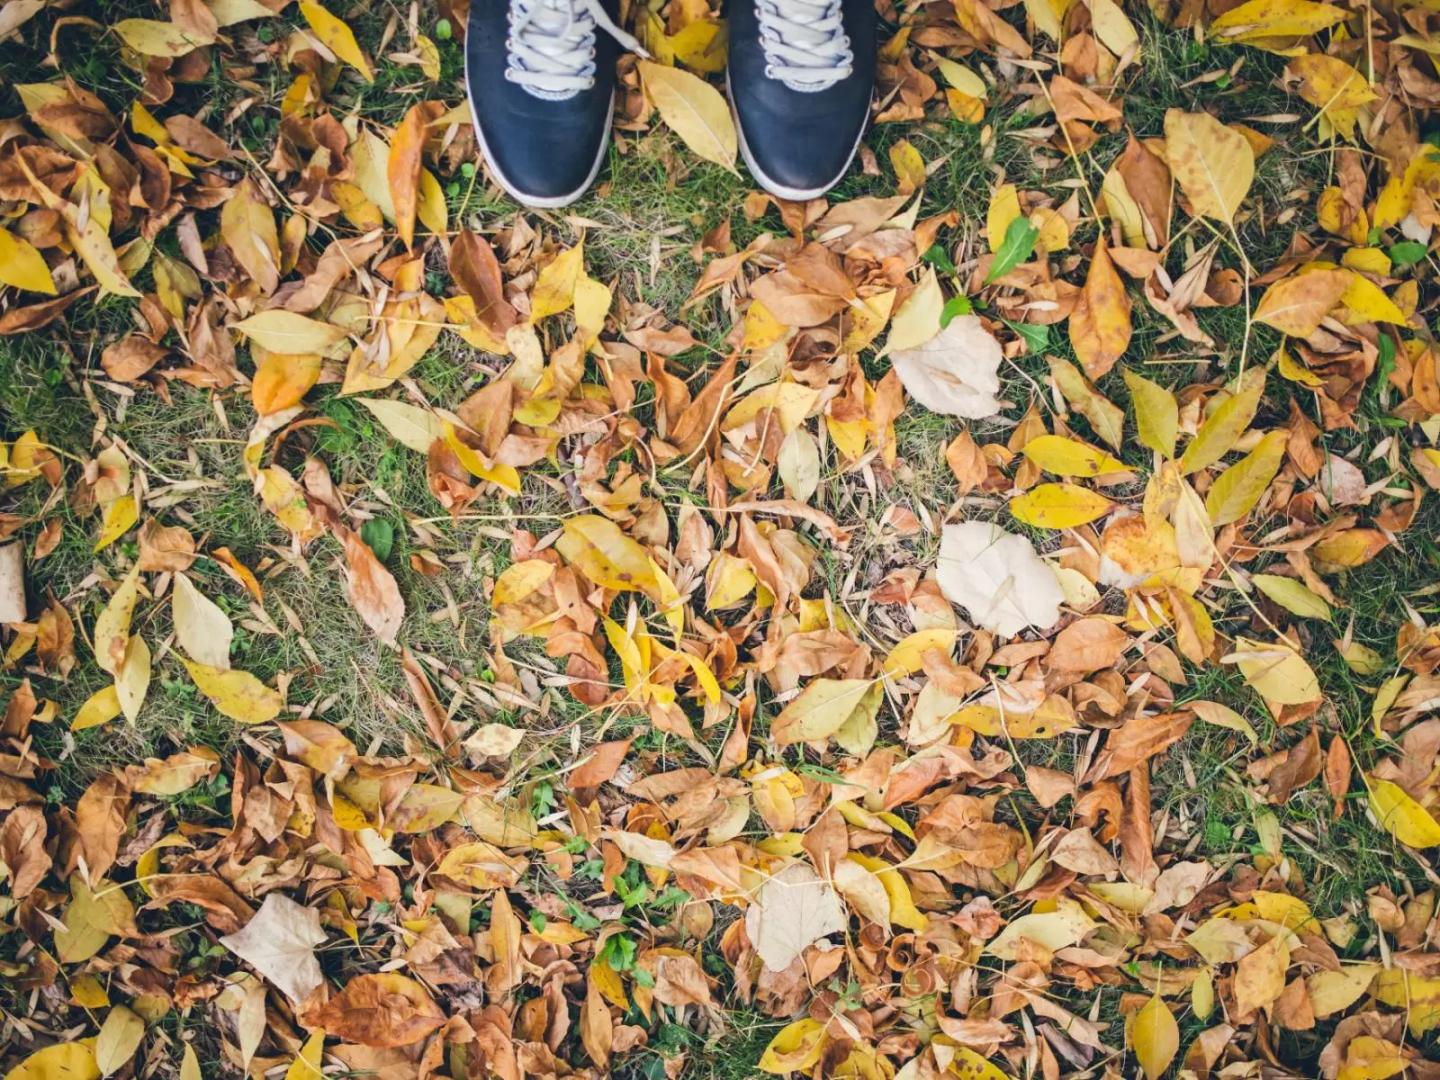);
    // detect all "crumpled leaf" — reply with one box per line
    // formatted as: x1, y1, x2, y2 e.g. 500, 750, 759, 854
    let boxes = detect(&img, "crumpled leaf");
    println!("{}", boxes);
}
888, 314, 1003, 418
219, 893, 328, 1006
936, 521, 1063, 637
744, 862, 847, 972
306, 973, 445, 1048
